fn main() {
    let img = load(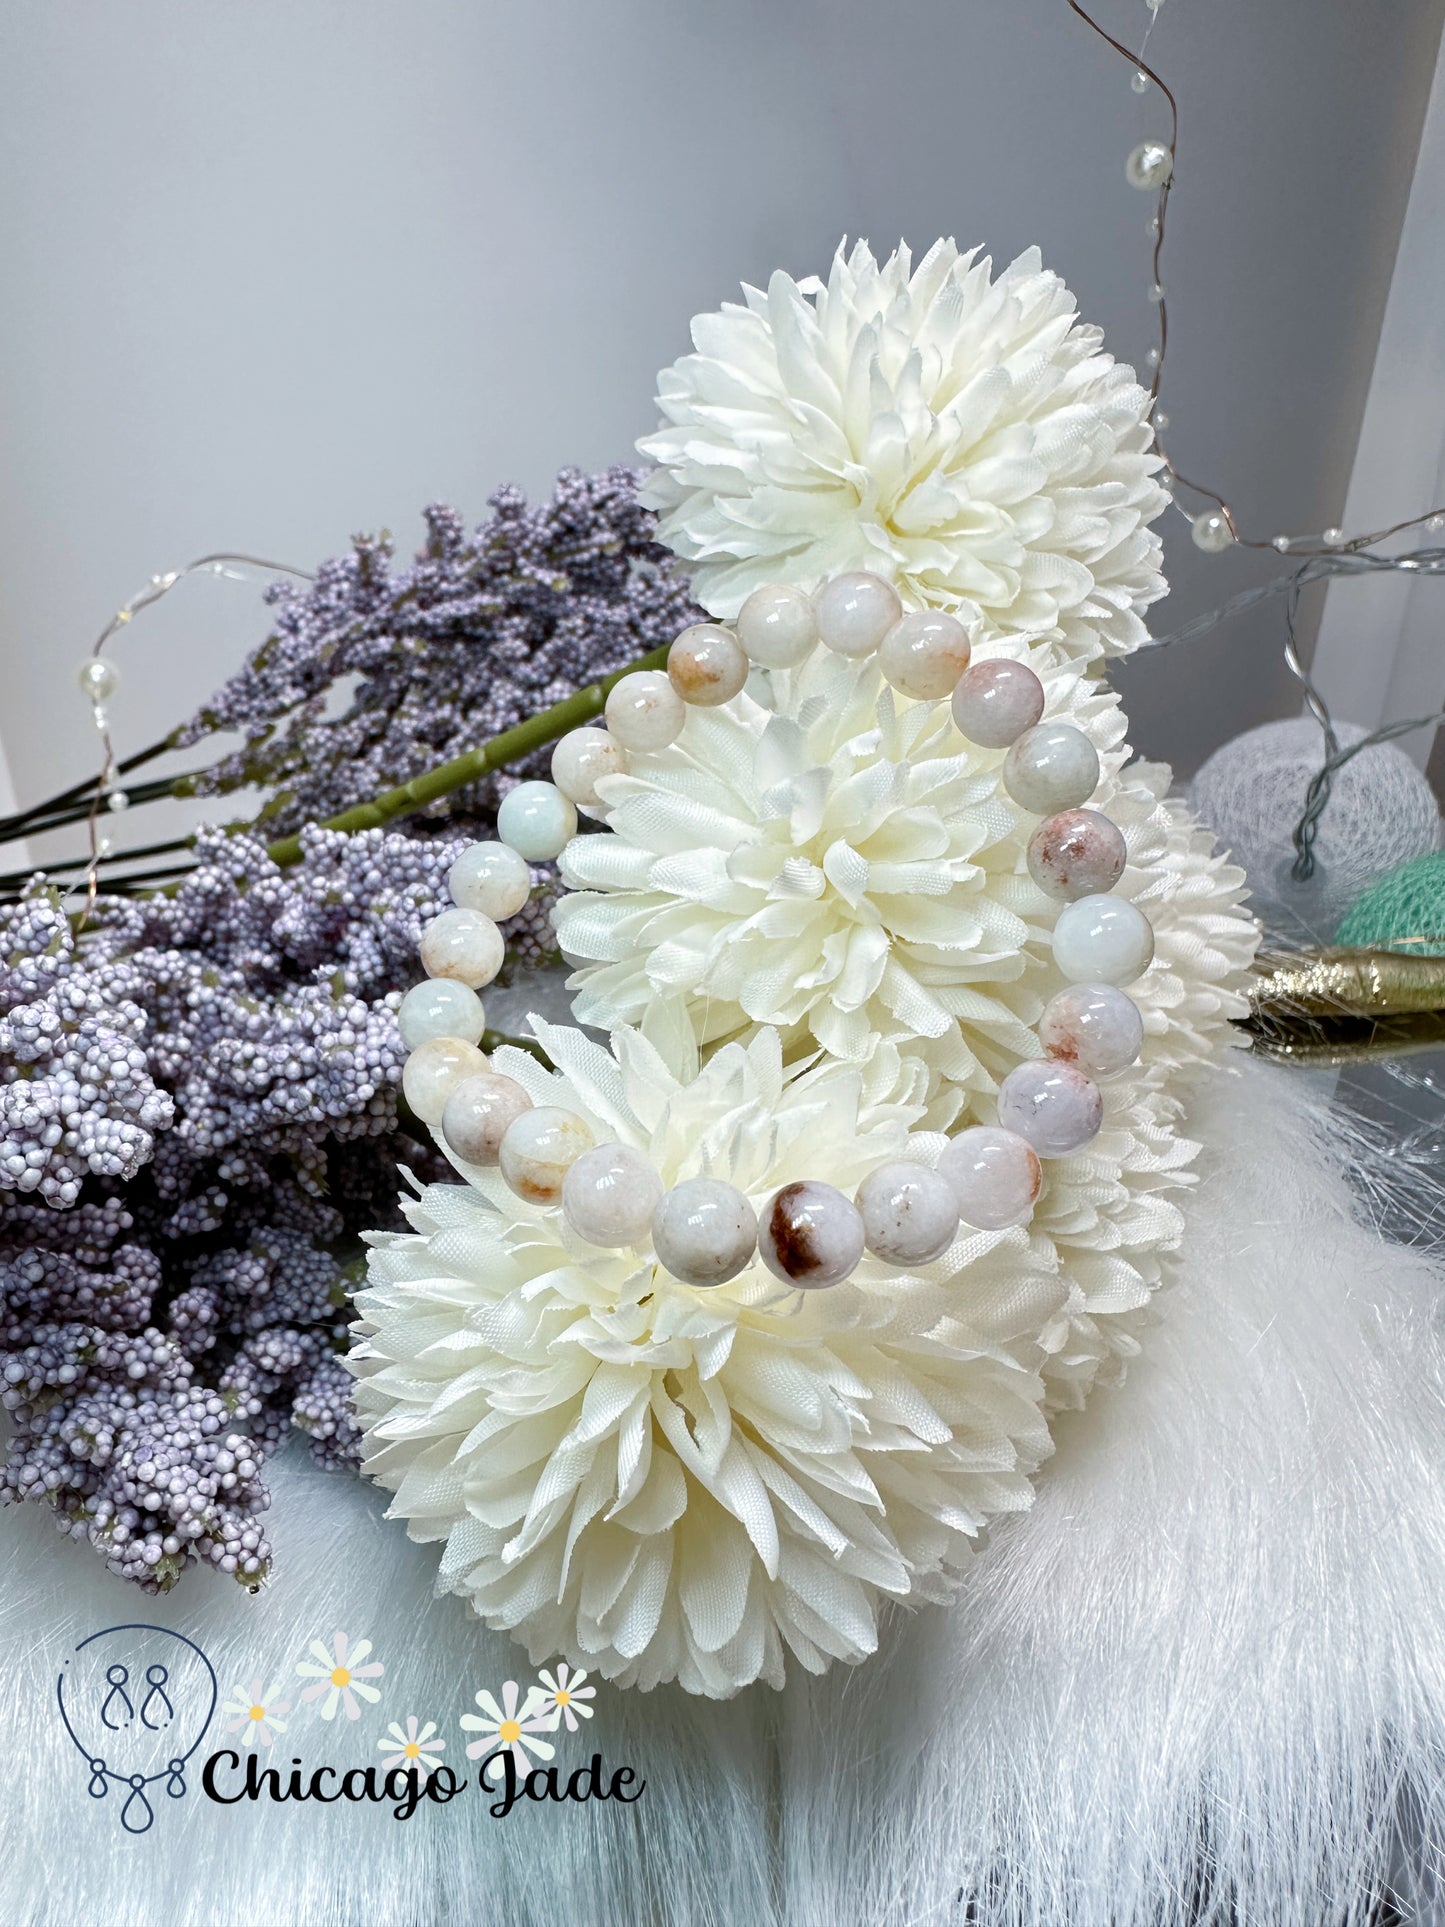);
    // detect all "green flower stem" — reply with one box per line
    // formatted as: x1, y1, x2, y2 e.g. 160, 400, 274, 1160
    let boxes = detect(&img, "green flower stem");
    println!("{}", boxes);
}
265, 643, 671, 868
